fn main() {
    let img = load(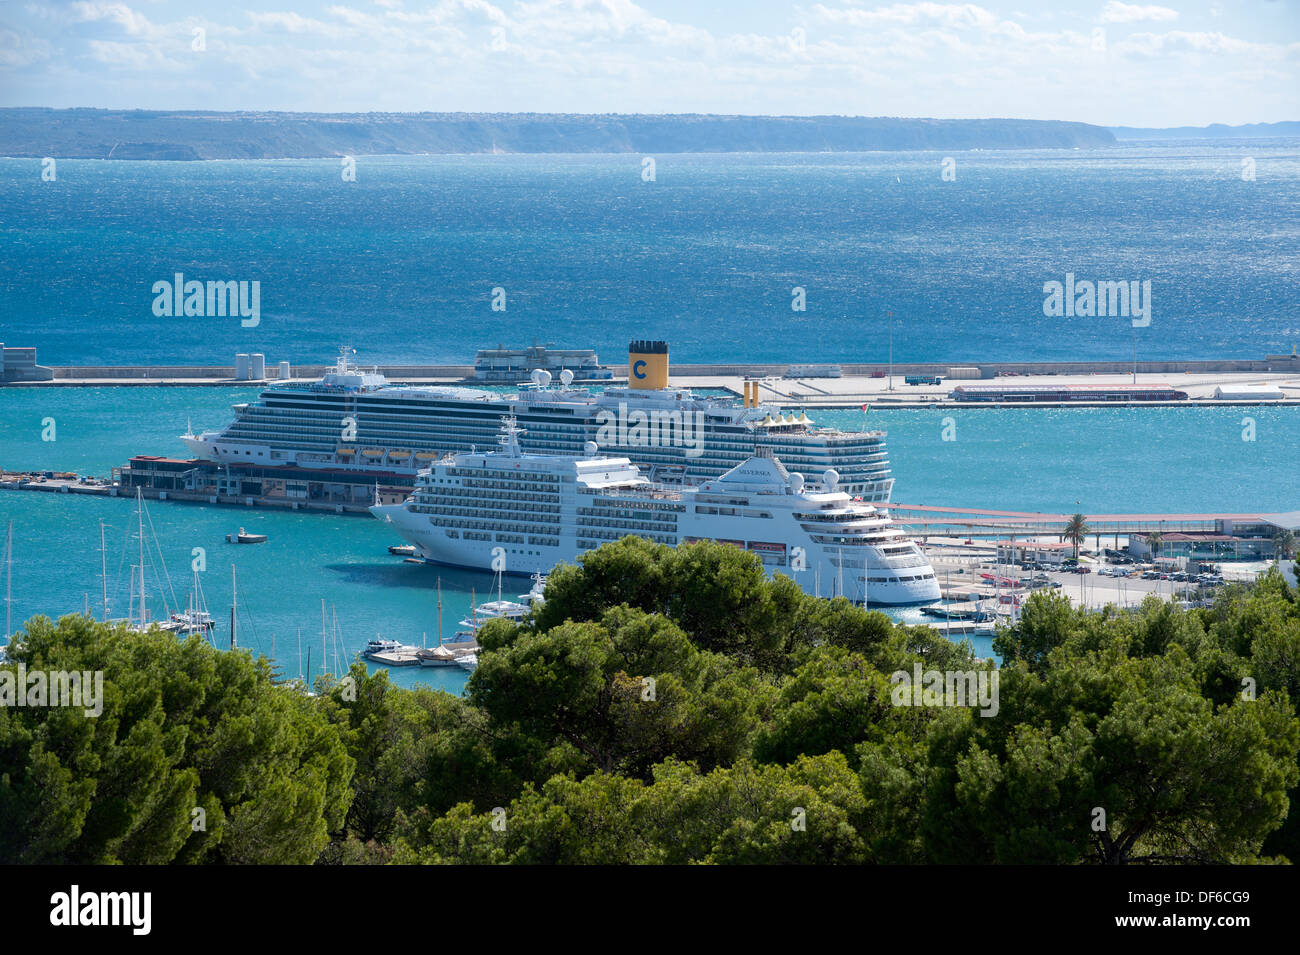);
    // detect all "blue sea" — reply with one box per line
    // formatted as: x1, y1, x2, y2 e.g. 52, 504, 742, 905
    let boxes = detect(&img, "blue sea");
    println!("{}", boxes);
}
2, 143, 1299, 366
